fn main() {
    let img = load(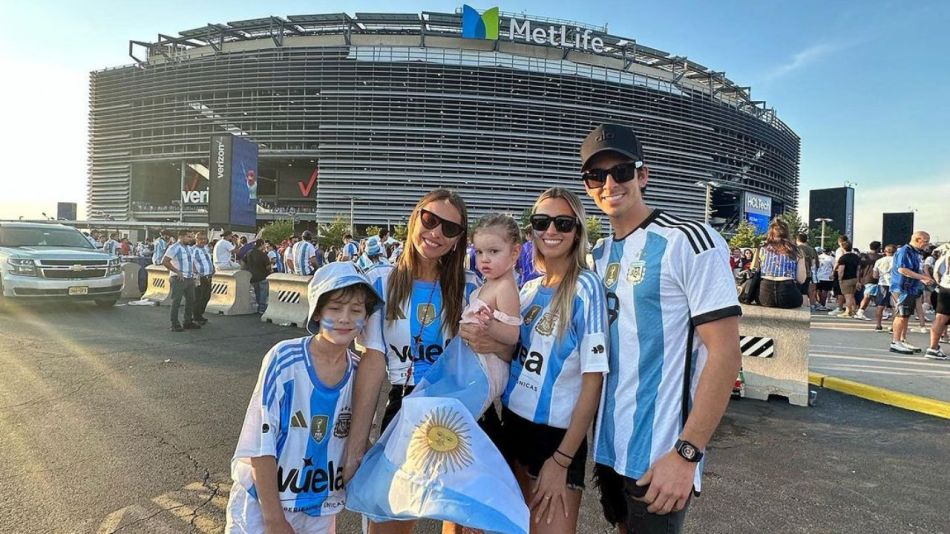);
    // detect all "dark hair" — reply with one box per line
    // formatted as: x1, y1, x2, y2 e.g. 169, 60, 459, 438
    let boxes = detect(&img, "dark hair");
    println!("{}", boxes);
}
177, 229, 191, 237
343, 233, 352, 240
314, 284, 379, 318
884, 244, 897, 254
796, 233, 808, 243
842, 240, 853, 252
869, 241, 881, 252
222, 230, 233, 237
379, 228, 389, 237
472, 213, 521, 246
